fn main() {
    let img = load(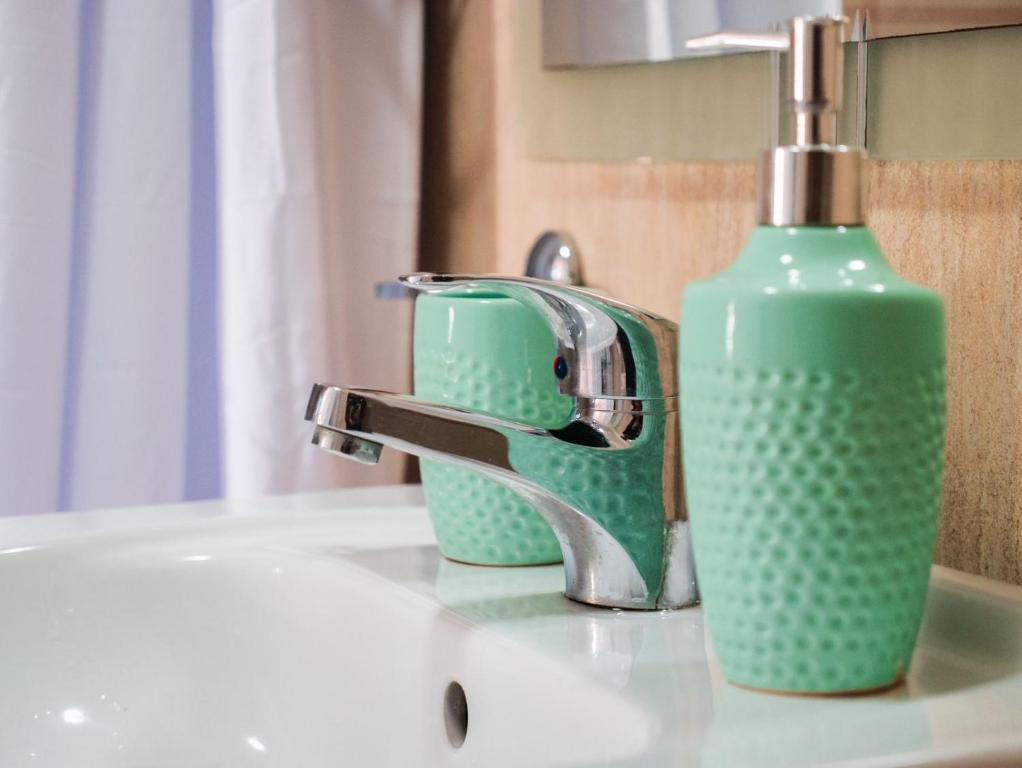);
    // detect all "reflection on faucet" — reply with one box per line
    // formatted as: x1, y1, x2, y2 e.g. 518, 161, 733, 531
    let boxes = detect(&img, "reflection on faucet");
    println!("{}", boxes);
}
305, 273, 698, 611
